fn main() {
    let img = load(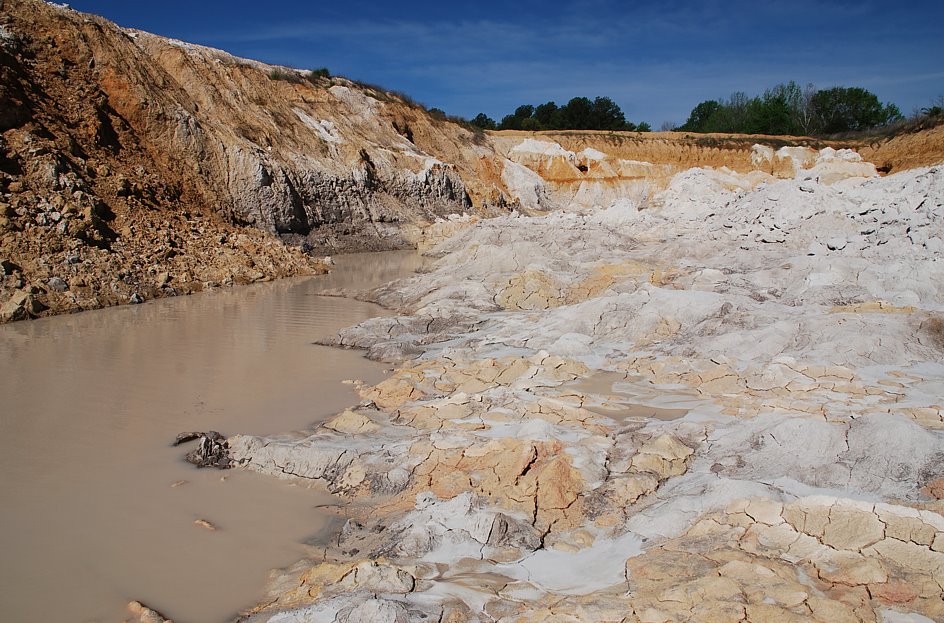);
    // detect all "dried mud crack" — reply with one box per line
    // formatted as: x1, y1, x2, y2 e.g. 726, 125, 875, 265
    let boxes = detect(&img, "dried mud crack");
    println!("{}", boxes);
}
225, 146, 943, 623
